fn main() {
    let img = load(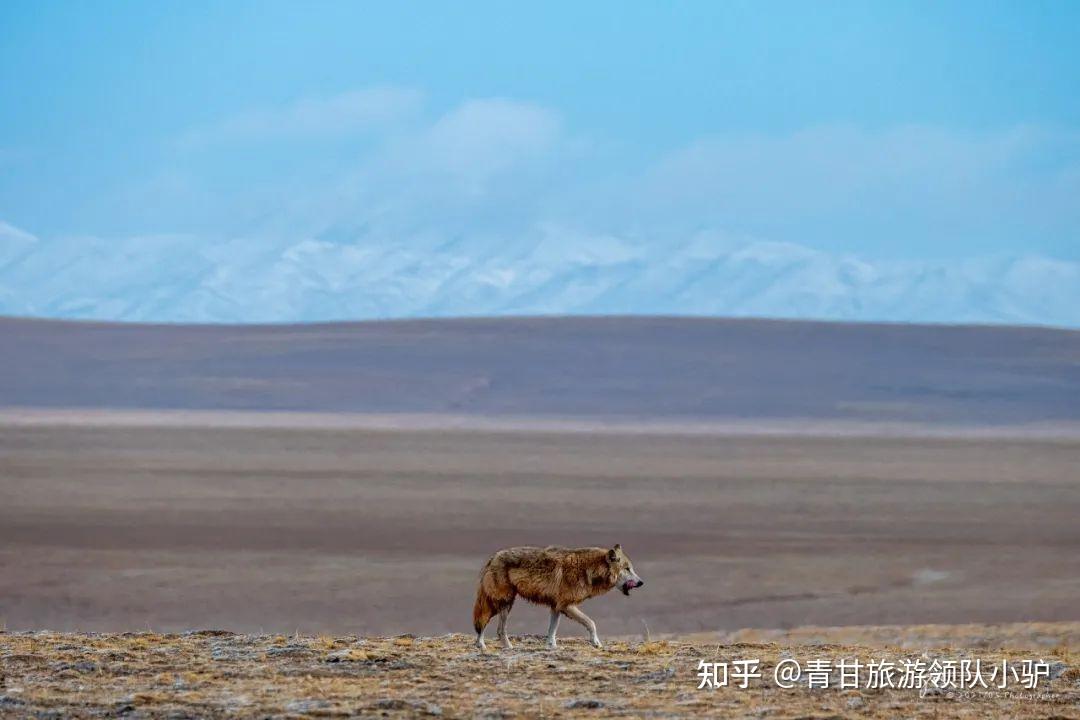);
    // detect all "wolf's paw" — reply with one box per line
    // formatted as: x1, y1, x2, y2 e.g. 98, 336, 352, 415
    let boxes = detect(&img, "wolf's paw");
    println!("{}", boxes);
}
545, 638, 558, 649
500, 637, 513, 650
590, 638, 603, 649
